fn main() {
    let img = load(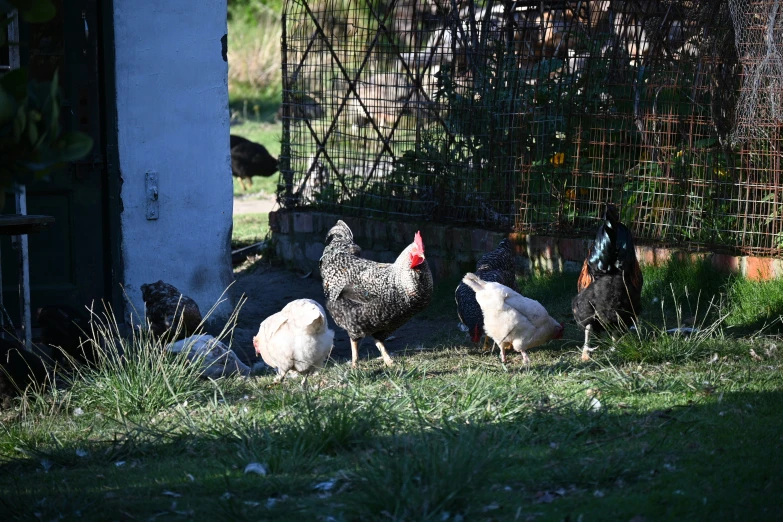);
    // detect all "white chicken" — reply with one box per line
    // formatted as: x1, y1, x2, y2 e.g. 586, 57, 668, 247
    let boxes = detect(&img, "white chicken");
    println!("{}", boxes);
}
252, 299, 335, 382
461, 273, 564, 364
